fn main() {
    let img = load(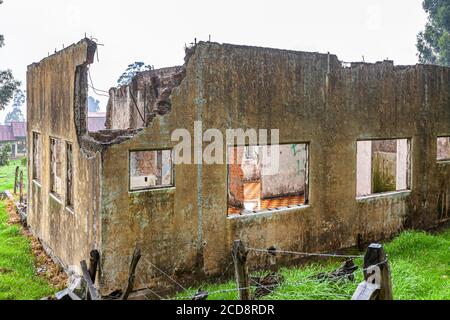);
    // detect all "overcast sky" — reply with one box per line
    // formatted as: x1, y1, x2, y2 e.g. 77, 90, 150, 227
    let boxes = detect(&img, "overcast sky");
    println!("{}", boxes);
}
0, 0, 427, 122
